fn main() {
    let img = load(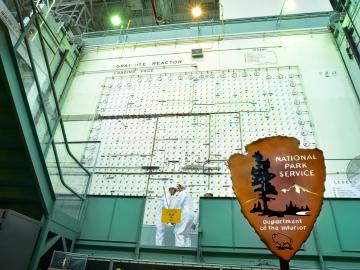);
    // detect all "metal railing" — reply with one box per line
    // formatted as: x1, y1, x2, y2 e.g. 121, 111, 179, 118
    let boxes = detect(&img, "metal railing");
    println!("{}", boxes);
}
12, 0, 93, 218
